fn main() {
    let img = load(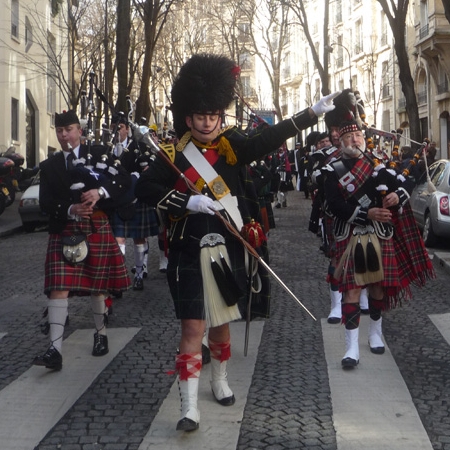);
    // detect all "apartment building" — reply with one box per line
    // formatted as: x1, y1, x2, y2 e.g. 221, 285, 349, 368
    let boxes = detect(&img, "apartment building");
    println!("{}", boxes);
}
0, 0, 70, 167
